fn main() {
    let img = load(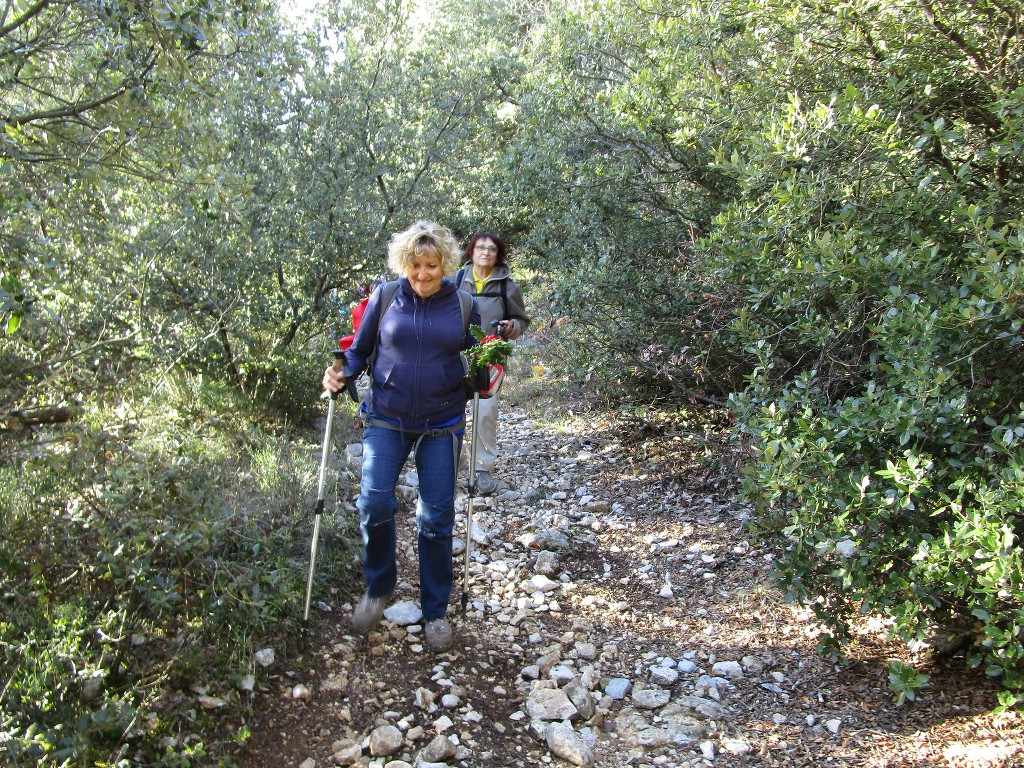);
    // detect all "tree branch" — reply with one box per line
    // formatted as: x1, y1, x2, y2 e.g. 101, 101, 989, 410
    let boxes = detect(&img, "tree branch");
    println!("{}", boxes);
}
917, 0, 989, 72
5, 51, 157, 126
0, 0, 50, 38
